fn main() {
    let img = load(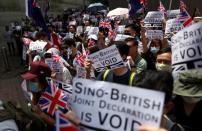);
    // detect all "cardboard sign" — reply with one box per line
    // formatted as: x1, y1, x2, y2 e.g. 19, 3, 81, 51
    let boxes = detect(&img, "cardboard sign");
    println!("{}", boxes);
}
171, 22, 202, 78
29, 40, 47, 51
88, 45, 125, 72
72, 78, 165, 131
87, 27, 99, 36
146, 30, 164, 40
46, 78, 72, 94
165, 19, 183, 35
167, 9, 180, 20
114, 34, 133, 41
45, 58, 63, 73
76, 65, 87, 78
144, 11, 164, 27
117, 25, 125, 34
77, 26, 84, 34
